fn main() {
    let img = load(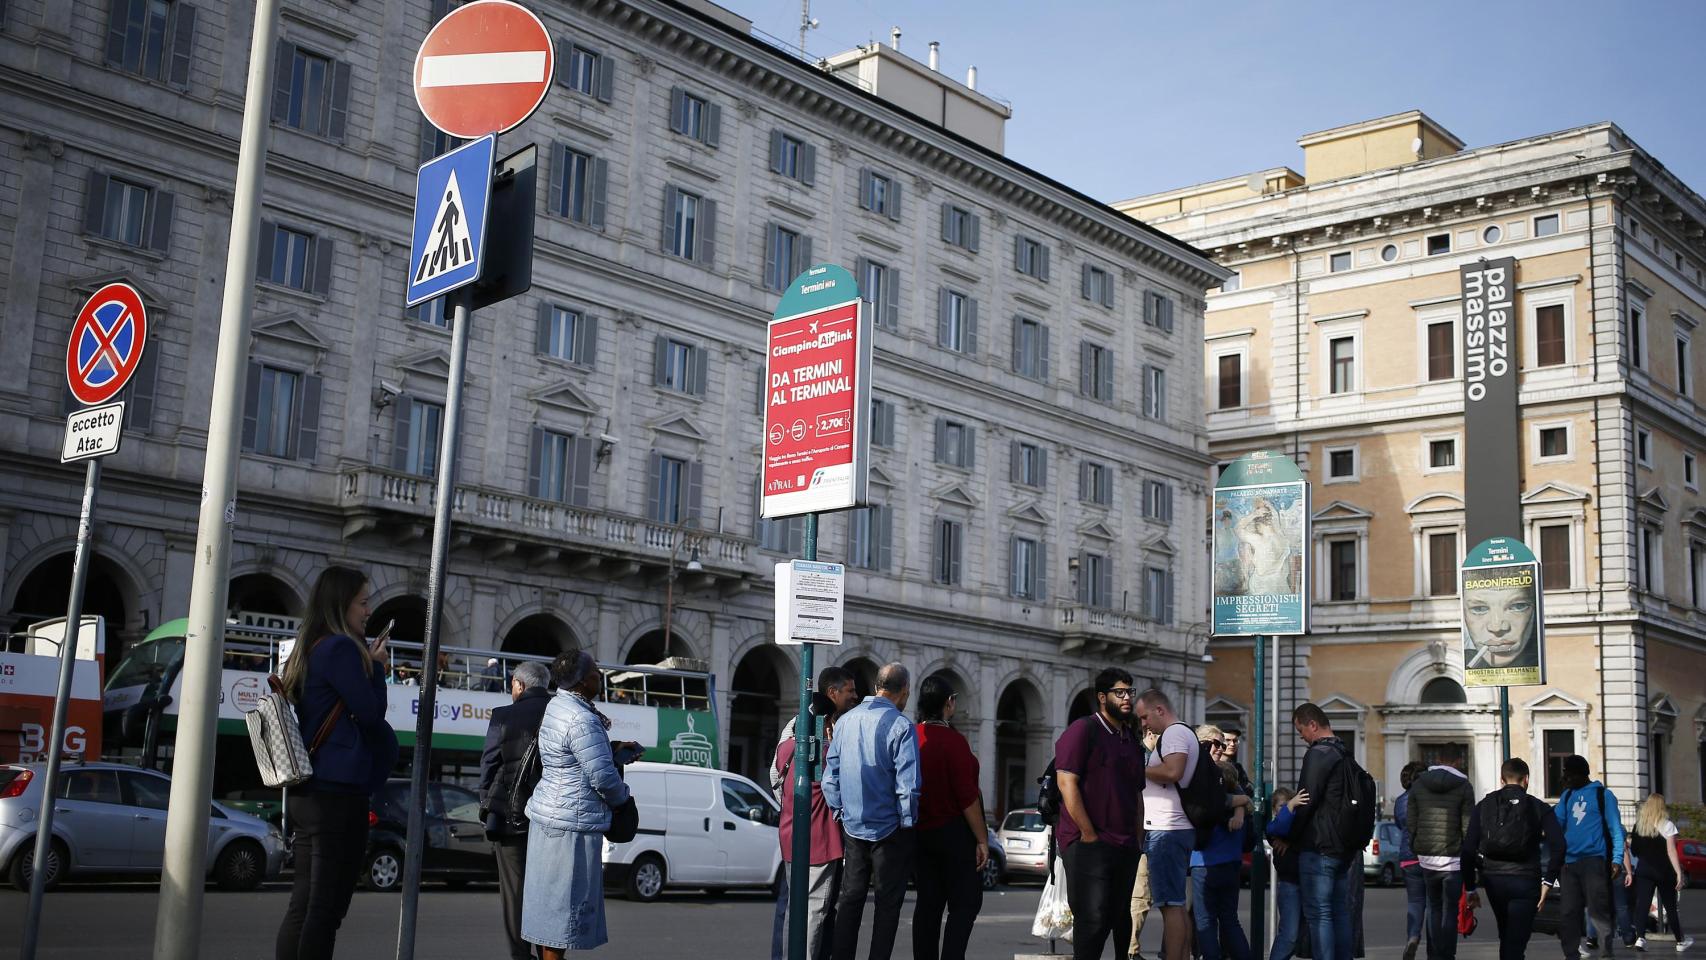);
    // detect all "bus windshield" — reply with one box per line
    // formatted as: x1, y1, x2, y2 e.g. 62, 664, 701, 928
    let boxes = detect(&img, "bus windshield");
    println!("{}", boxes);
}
105, 637, 184, 690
